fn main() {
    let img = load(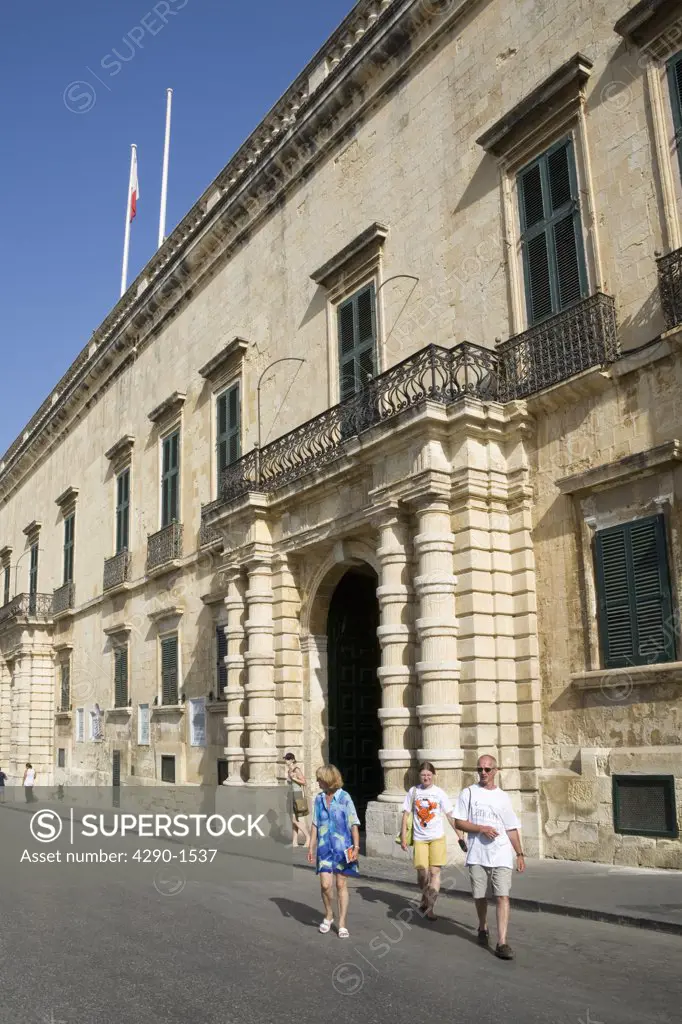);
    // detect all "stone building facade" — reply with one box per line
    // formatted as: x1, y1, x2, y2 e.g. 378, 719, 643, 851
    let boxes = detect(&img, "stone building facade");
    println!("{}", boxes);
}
1, 0, 681, 866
